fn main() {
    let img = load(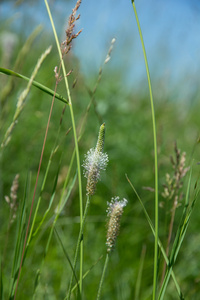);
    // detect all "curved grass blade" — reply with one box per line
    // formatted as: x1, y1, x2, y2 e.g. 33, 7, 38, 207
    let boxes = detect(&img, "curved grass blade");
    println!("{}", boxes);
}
96, 253, 109, 300
44, 0, 84, 294
0, 67, 68, 104
32, 170, 78, 297
1, 25, 42, 103
135, 245, 146, 300
69, 255, 103, 298
54, 228, 80, 300
8, 173, 30, 299
126, 174, 184, 299
131, 3, 159, 298
28, 148, 60, 243
158, 169, 199, 300
1, 46, 54, 148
